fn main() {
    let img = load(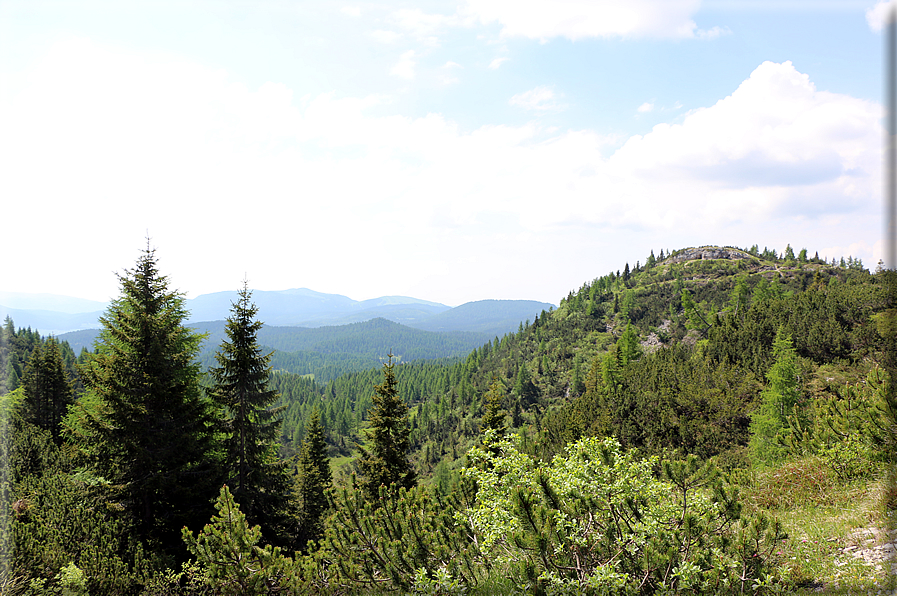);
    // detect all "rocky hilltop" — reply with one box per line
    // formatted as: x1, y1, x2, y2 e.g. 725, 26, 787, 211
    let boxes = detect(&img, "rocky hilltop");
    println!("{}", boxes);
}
662, 245, 754, 264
